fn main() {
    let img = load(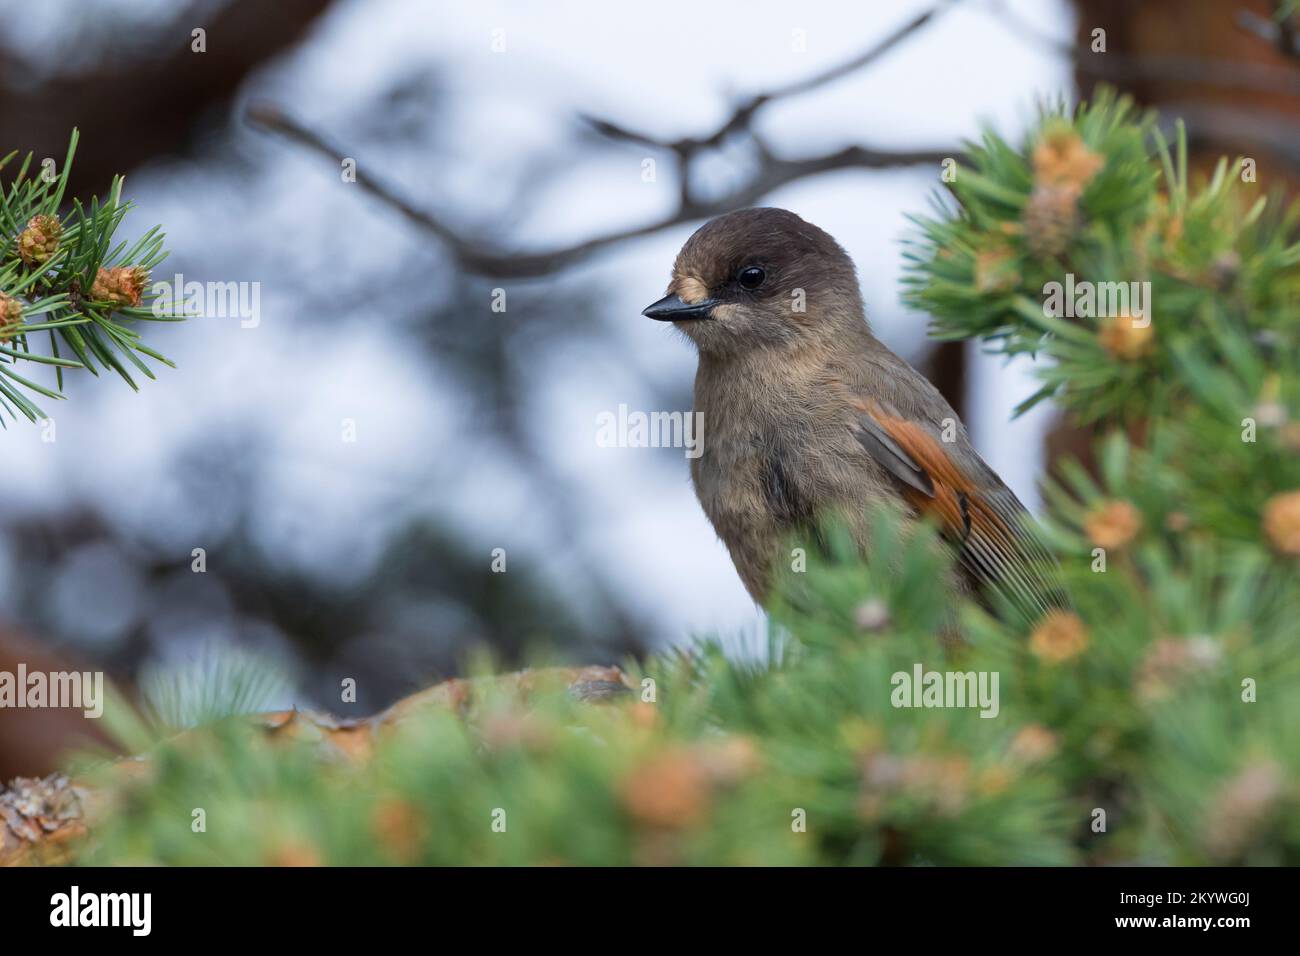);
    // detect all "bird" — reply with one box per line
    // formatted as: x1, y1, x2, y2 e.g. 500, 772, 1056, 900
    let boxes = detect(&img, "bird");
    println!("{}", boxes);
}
642, 206, 1064, 622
